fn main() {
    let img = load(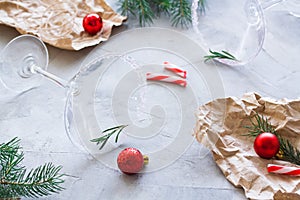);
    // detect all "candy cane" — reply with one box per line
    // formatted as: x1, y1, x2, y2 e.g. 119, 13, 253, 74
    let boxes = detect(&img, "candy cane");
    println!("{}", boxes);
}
267, 164, 300, 176
163, 61, 187, 78
146, 72, 187, 87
